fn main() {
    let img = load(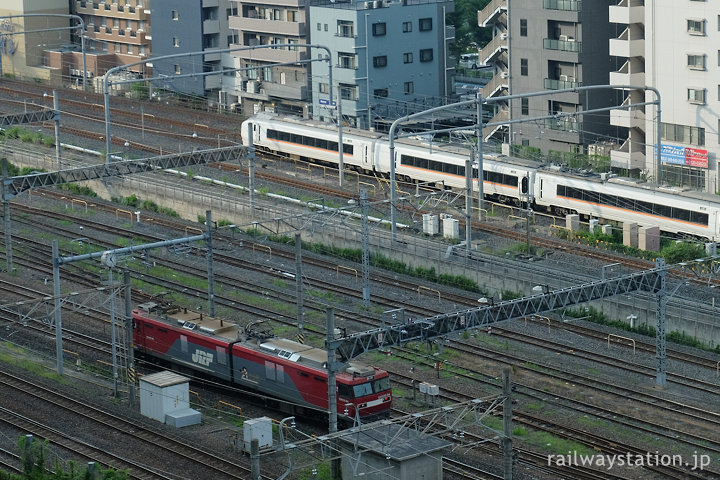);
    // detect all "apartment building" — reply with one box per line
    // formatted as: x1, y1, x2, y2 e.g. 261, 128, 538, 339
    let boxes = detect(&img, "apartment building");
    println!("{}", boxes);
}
310, 0, 455, 129
0, 0, 70, 84
610, 0, 717, 192
226, 0, 310, 116
151, 0, 231, 99
72, 0, 151, 78
478, 0, 620, 153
